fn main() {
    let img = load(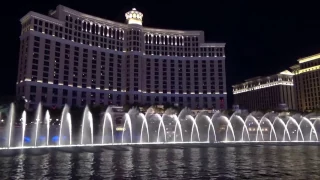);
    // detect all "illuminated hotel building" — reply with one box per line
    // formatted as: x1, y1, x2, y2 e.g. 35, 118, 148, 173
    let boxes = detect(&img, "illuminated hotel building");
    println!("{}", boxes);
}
232, 70, 295, 110
17, 5, 227, 110
291, 53, 320, 111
